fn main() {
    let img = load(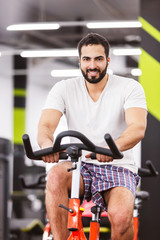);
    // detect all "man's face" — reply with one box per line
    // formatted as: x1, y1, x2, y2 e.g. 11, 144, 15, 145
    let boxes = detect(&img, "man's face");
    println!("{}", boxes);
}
79, 44, 108, 84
